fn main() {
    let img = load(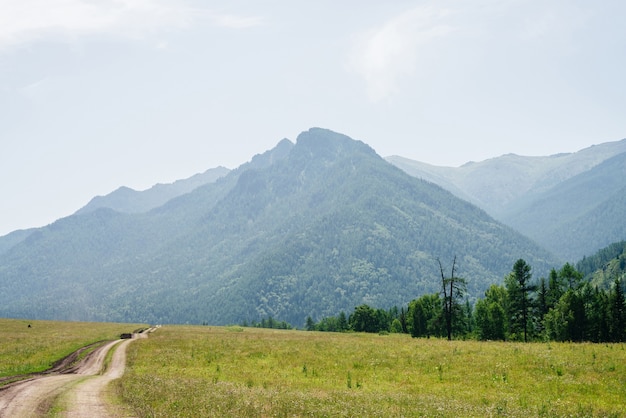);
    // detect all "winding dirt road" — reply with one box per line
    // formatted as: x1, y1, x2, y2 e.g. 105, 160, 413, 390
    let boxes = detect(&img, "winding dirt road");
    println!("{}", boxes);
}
0, 331, 150, 417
